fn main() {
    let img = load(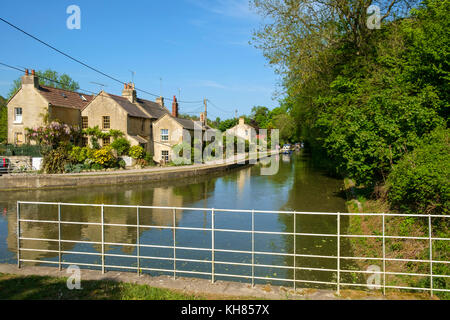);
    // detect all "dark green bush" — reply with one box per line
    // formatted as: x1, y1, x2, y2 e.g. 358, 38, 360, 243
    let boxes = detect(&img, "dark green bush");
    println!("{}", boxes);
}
387, 128, 449, 215
111, 138, 130, 156
43, 147, 71, 174
91, 163, 103, 171
117, 159, 126, 169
